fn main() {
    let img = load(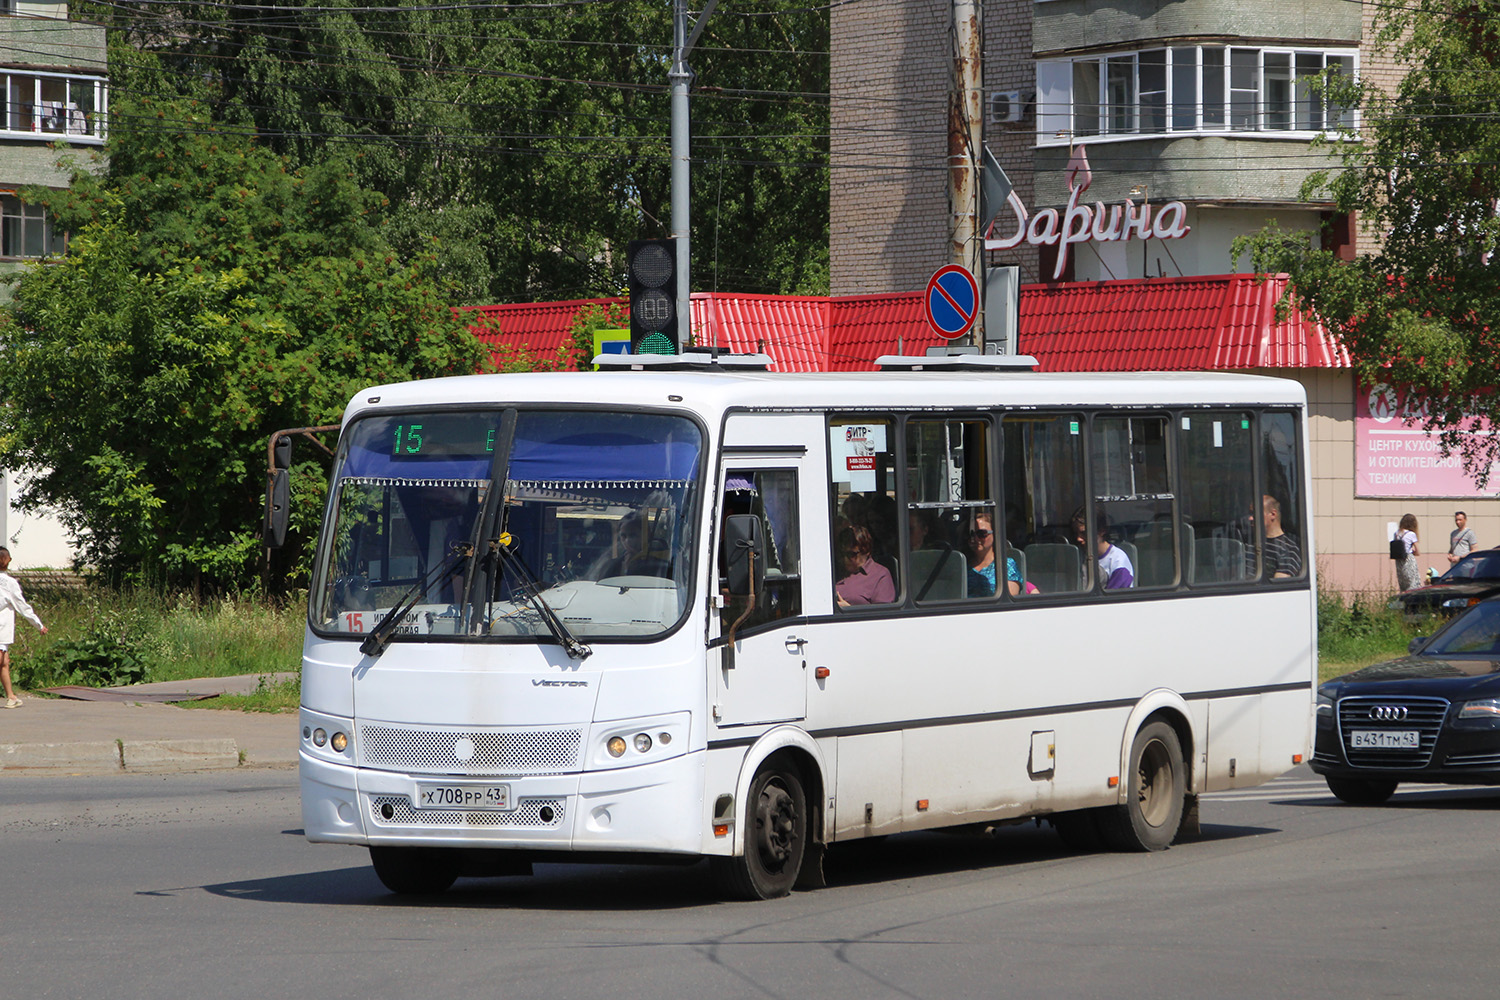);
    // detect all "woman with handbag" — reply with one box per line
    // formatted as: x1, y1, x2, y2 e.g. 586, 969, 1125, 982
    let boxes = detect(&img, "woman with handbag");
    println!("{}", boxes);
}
1394, 513, 1421, 592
